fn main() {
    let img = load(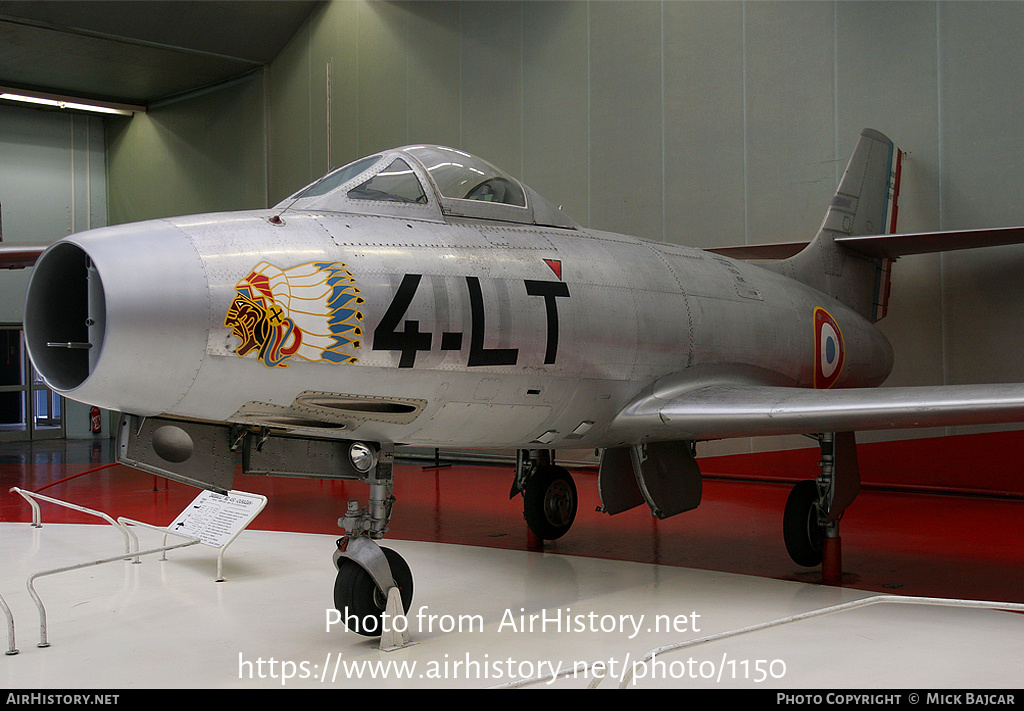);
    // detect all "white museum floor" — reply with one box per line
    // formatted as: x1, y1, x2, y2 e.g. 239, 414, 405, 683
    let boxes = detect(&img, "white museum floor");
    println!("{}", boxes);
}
1, 521, 1021, 691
